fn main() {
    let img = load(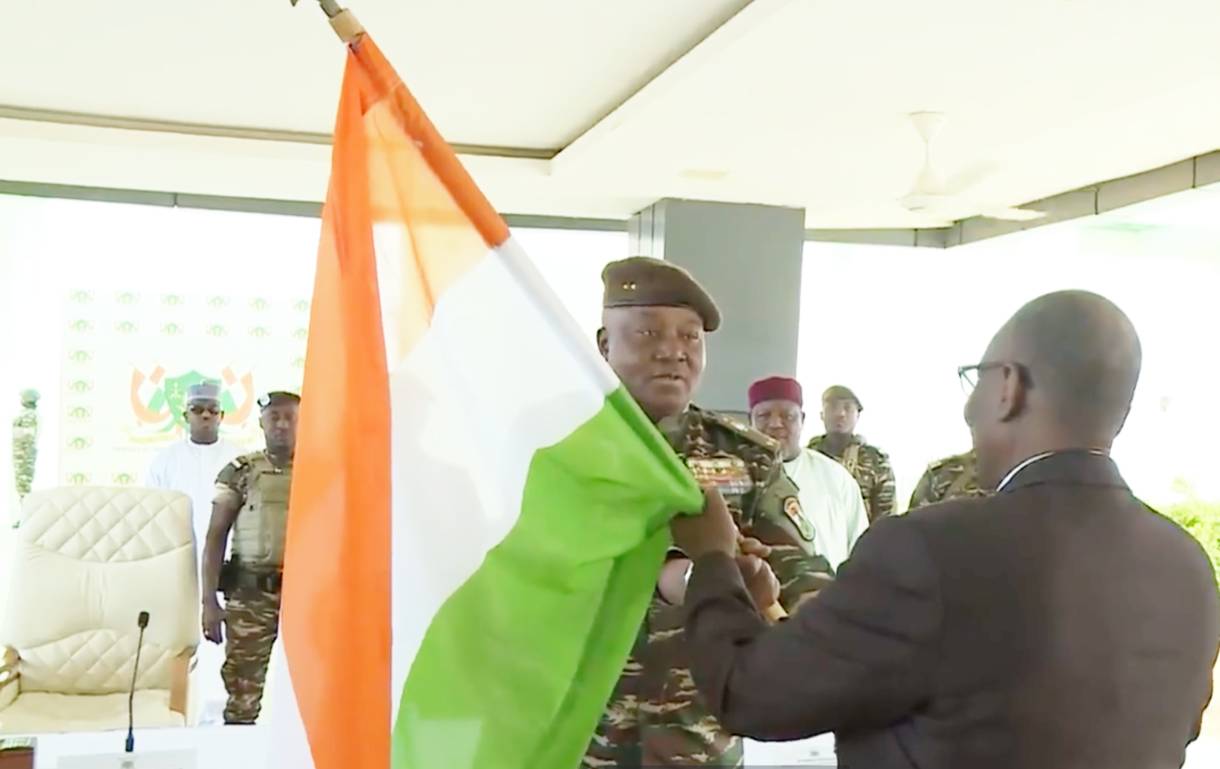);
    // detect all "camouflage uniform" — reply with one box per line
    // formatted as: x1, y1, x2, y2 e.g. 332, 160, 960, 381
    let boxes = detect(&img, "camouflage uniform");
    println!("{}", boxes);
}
807, 434, 896, 522
585, 406, 833, 769
908, 450, 988, 511
214, 451, 291, 724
